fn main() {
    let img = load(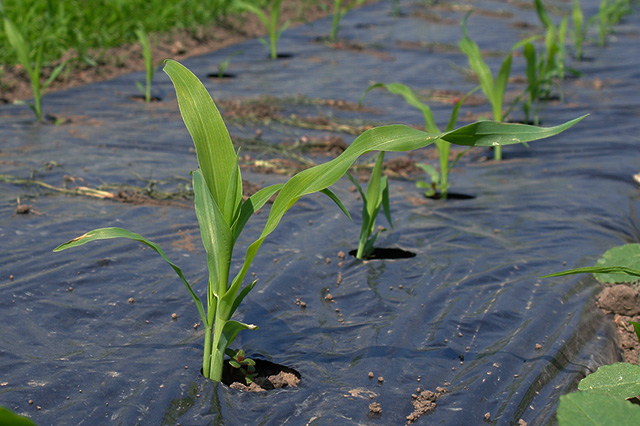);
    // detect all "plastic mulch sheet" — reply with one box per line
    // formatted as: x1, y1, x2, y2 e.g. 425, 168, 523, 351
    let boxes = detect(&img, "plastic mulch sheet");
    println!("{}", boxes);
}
1, 0, 638, 424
